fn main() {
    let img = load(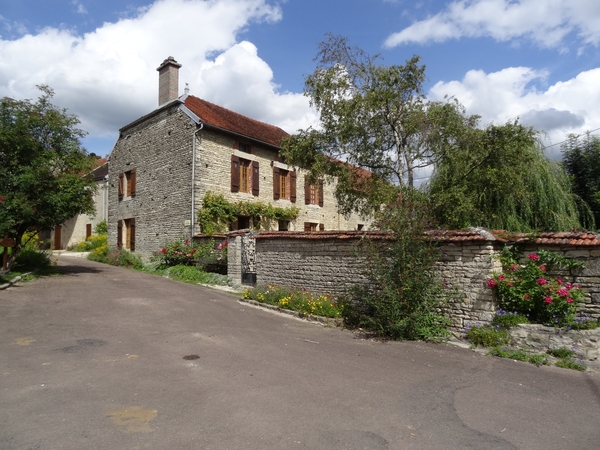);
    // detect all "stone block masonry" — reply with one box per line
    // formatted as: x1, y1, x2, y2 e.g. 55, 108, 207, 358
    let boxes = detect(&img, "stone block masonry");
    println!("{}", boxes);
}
234, 230, 600, 332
